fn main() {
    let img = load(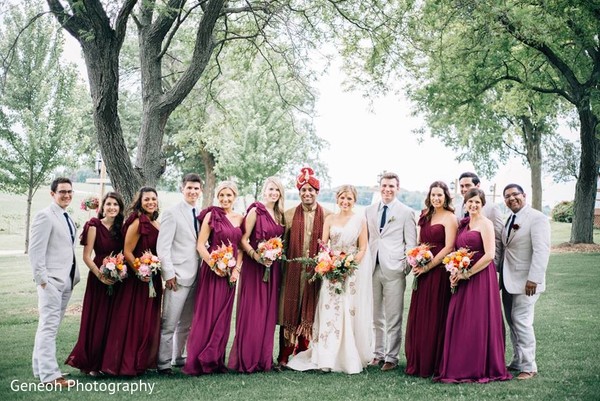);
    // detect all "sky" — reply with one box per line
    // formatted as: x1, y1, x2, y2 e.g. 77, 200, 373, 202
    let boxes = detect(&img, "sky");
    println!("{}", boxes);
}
312, 61, 578, 208
61, 35, 577, 208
